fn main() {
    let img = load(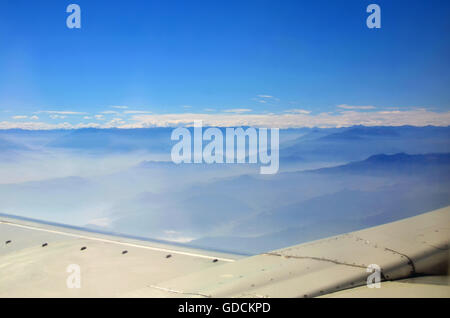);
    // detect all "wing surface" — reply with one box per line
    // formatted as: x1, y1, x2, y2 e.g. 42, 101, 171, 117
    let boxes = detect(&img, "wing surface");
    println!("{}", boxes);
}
1, 206, 449, 297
